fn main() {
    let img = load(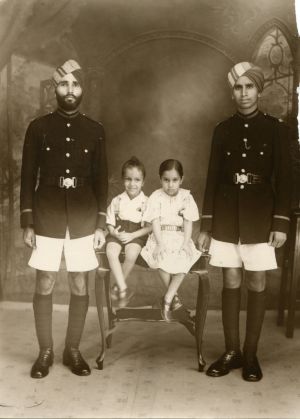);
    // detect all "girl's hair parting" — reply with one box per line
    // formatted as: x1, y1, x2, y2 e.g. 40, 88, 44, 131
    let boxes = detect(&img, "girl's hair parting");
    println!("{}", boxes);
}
159, 159, 184, 178
121, 156, 146, 178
